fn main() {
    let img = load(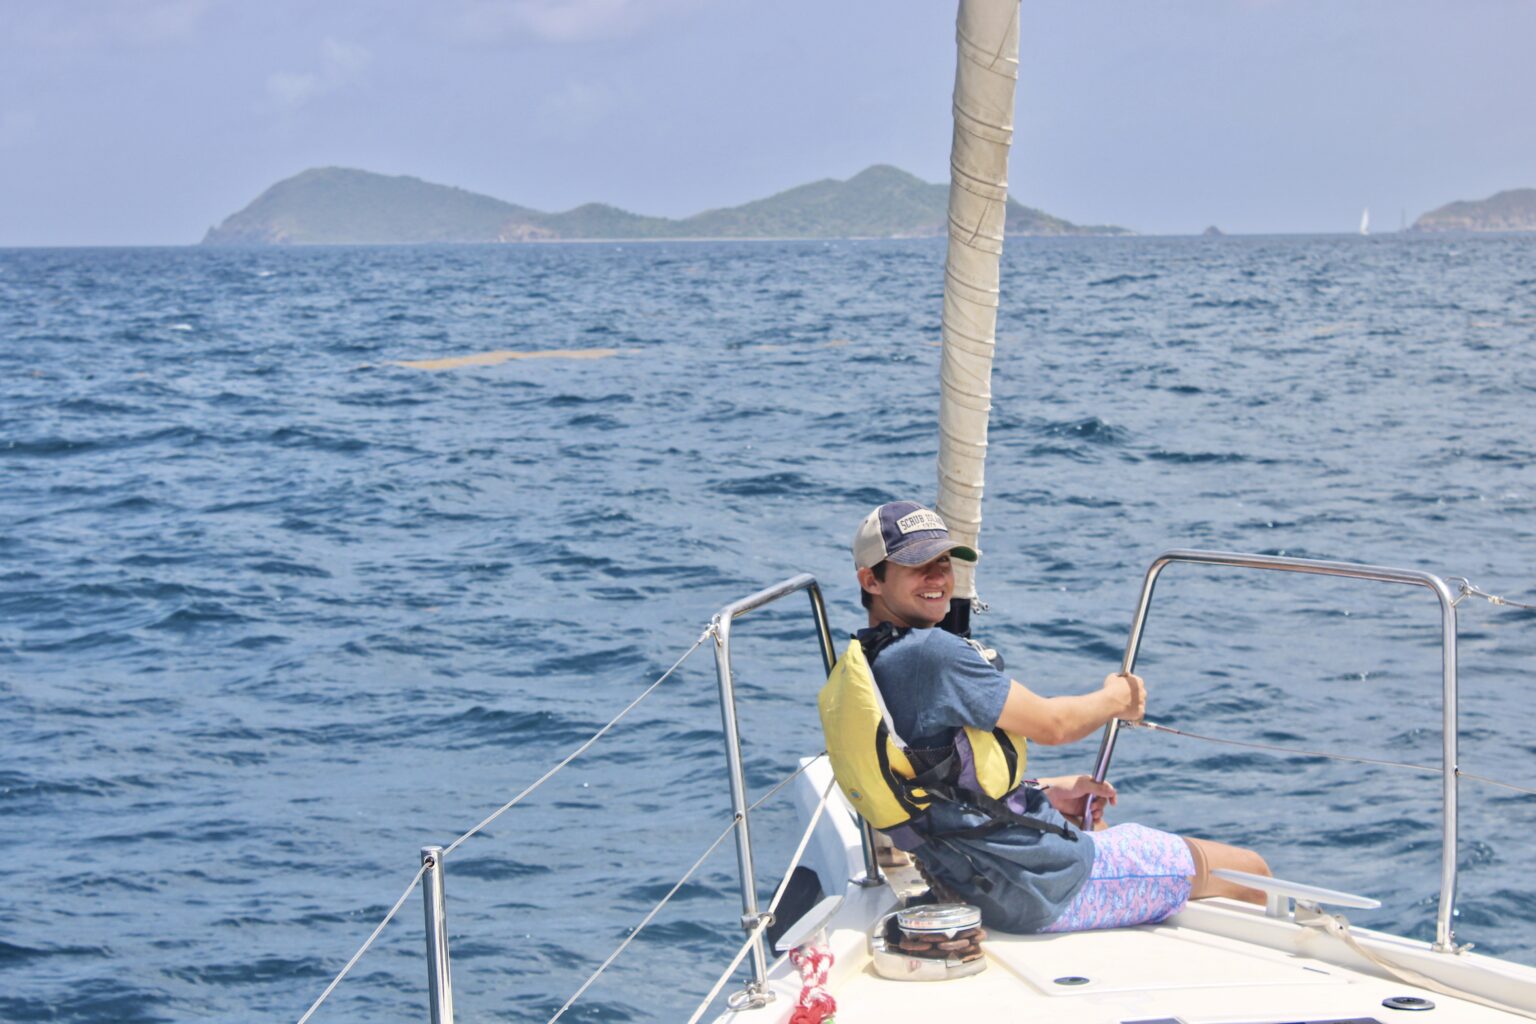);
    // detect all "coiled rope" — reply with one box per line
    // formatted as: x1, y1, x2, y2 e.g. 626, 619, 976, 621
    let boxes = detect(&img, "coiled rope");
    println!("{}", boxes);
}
293, 627, 712, 1024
